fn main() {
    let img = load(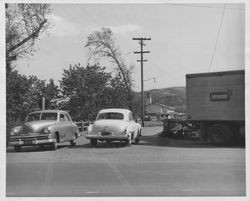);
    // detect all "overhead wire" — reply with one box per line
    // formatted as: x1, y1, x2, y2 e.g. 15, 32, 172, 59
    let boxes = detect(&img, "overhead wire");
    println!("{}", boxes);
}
208, 4, 226, 72
168, 3, 244, 11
